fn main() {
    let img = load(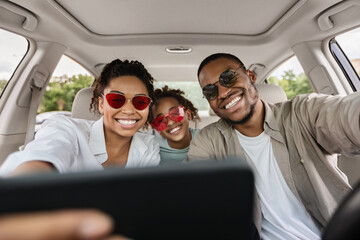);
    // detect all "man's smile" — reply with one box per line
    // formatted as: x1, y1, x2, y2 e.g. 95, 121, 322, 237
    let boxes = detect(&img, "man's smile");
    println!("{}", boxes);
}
225, 96, 242, 109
